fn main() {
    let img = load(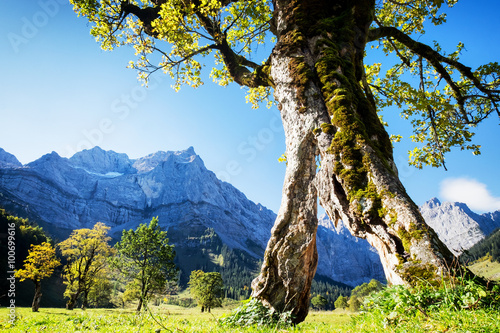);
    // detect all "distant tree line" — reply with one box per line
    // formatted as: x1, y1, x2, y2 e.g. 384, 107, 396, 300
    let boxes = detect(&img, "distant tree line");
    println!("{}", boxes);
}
309, 275, 352, 311
461, 228, 500, 264
333, 279, 384, 312
2, 207, 355, 312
